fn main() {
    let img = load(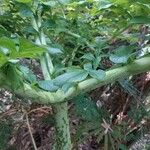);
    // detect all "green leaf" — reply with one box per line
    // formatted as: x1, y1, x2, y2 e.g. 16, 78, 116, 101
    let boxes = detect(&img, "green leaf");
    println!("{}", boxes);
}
19, 5, 33, 18
110, 55, 128, 64
19, 65, 37, 84
42, 19, 56, 29
42, 1, 57, 7
88, 69, 106, 80
46, 46, 63, 55
109, 46, 134, 64
8, 59, 19, 64
0, 37, 16, 54
23, 26, 37, 34
130, 16, 150, 24
84, 63, 93, 71
38, 80, 59, 92
19, 38, 45, 53
73, 95, 100, 121
16, 0, 32, 3
11, 38, 45, 58
111, 0, 129, 5
42, 0, 70, 7
81, 53, 95, 61
0, 47, 9, 55
3, 64, 23, 90
98, 0, 113, 10
0, 37, 45, 59
93, 56, 101, 69
119, 144, 127, 150
59, 0, 71, 5
53, 69, 88, 87
0, 25, 10, 36
0, 52, 7, 68
135, 0, 150, 4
